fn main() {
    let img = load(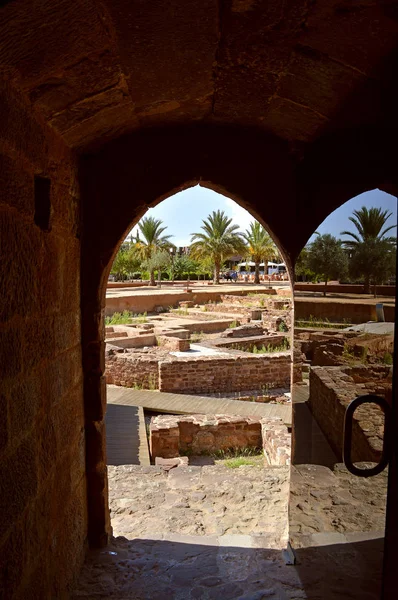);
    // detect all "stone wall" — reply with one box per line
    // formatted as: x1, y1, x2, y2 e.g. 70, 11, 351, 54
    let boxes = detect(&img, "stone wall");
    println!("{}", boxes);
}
105, 288, 273, 316
159, 353, 291, 394
105, 349, 291, 393
261, 417, 292, 466
157, 335, 190, 351
178, 317, 243, 332
150, 414, 291, 465
213, 333, 287, 351
150, 414, 262, 458
295, 283, 396, 296
105, 353, 159, 389
0, 77, 86, 596
309, 366, 392, 462
295, 298, 394, 324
